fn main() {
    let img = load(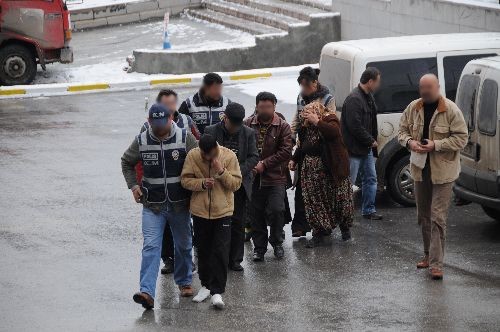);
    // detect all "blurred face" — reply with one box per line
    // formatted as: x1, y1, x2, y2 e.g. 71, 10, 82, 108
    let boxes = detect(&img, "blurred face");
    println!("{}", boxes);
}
201, 148, 218, 162
256, 100, 275, 123
366, 74, 381, 93
299, 79, 318, 97
223, 117, 242, 135
419, 75, 440, 103
149, 114, 173, 138
158, 94, 177, 113
204, 83, 222, 101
